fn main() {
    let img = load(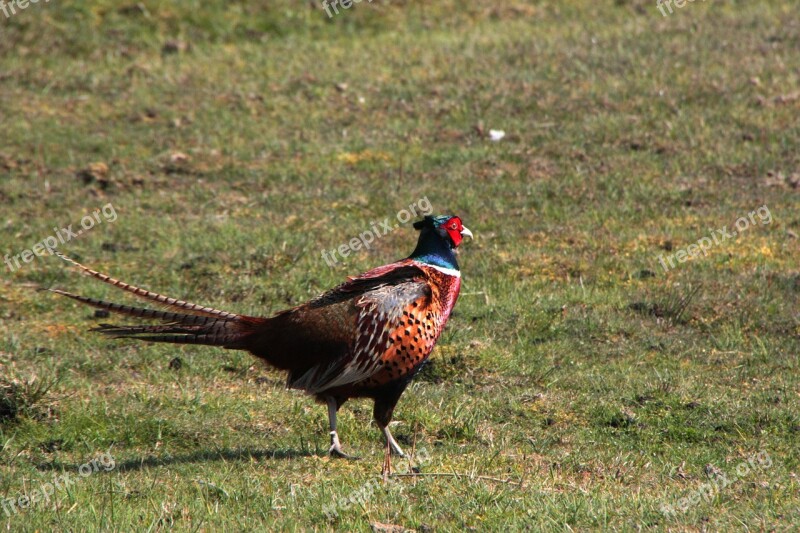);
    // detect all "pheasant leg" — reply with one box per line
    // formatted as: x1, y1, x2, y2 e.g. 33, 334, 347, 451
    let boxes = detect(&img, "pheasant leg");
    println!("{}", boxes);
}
383, 426, 406, 457
327, 397, 358, 459
381, 438, 392, 481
